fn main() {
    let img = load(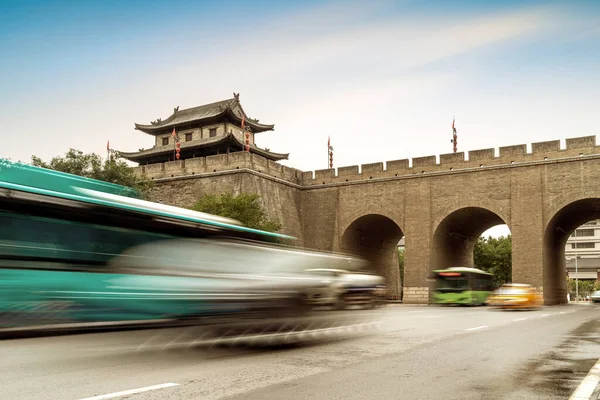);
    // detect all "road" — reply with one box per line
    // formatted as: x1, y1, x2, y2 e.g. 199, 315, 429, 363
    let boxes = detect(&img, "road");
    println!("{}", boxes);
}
1, 304, 600, 400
